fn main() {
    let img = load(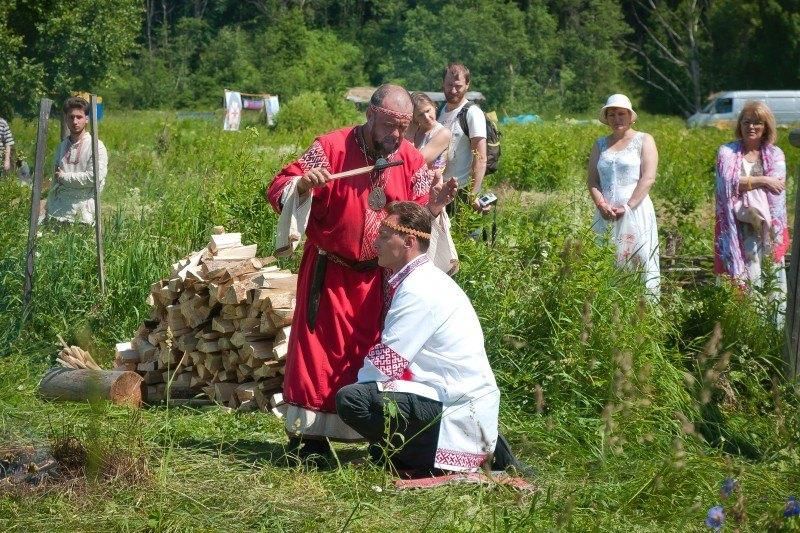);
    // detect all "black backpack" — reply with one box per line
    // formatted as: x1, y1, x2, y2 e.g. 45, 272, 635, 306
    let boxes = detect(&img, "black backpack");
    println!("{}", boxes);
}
456, 102, 501, 175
